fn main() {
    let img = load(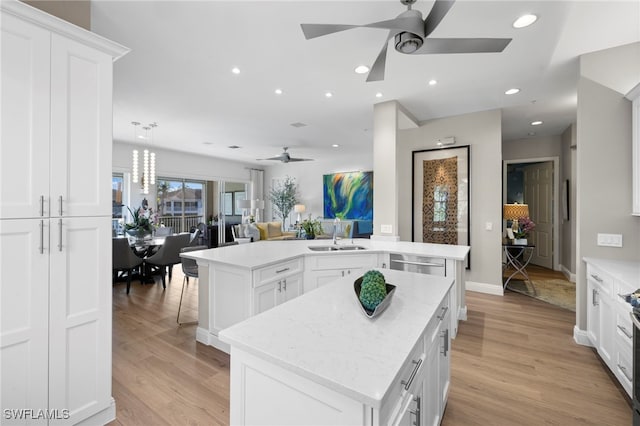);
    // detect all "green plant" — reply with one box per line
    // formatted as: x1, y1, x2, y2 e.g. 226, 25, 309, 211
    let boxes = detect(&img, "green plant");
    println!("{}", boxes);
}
268, 176, 298, 227
359, 270, 387, 310
301, 217, 322, 237
124, 205, 155, 233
